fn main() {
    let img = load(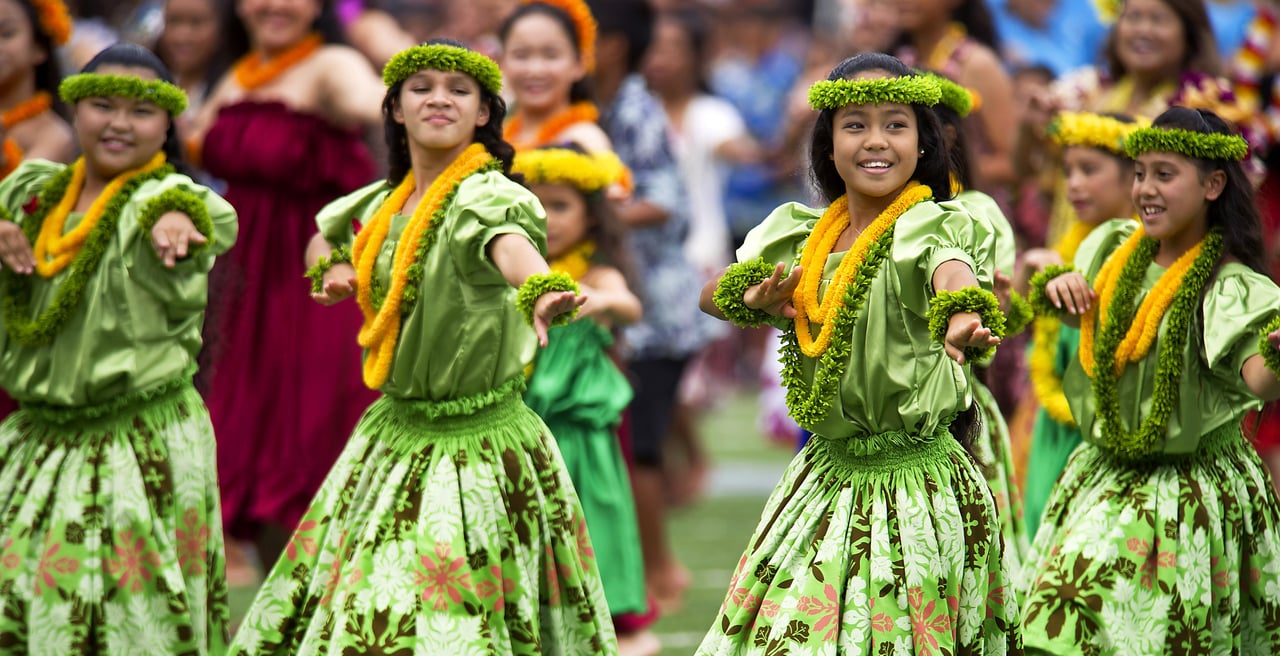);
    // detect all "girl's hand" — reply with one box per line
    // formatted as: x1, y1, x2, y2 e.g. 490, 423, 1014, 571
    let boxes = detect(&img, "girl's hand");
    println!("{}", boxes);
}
994, 270, 1013, 312
1022, 248, 1063, 275
0, 220, 34, 274
743, 262, 802, 318
151, 211, 207, 268
533, 290, 587, 346
944, 312, 1002, 365
312, 263, 357, 305
1044, 271, 1095, 315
